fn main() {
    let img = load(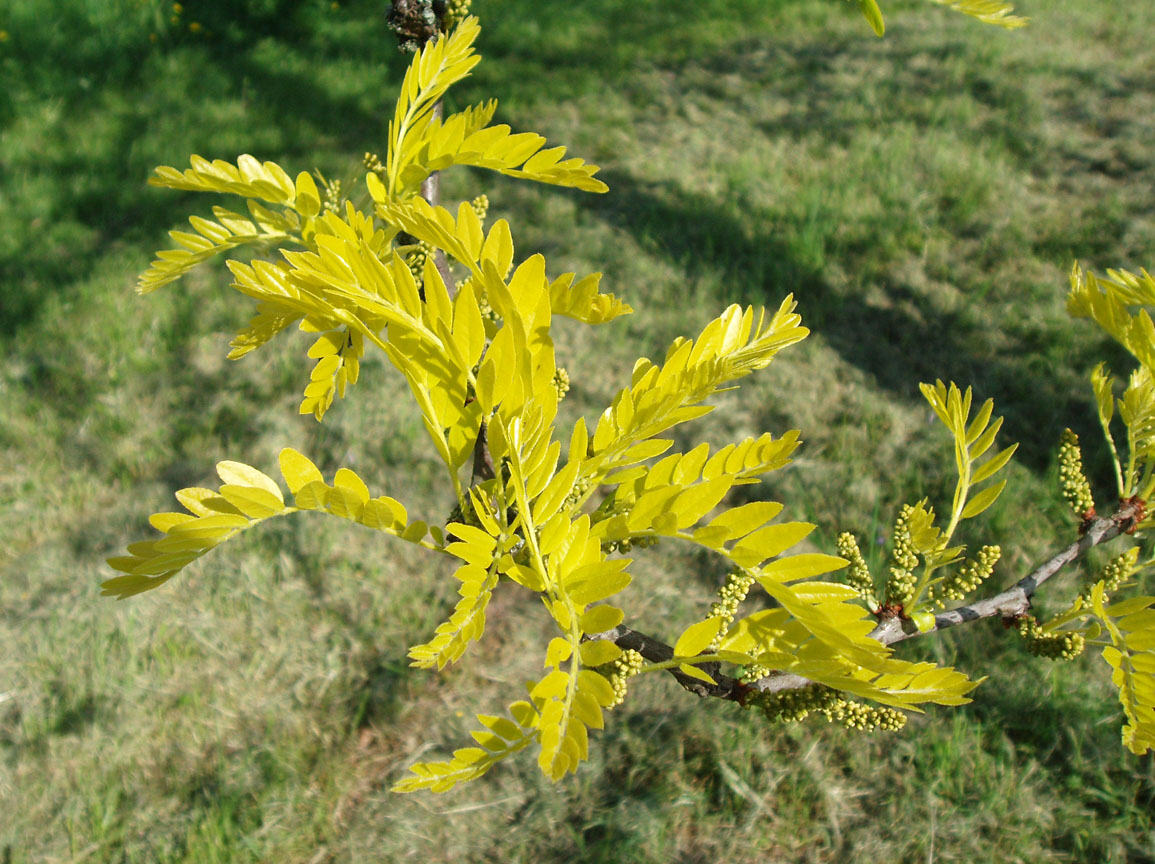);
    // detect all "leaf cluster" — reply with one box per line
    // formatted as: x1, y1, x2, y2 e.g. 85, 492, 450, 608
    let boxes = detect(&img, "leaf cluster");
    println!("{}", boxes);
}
105, 10, 1155, 792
